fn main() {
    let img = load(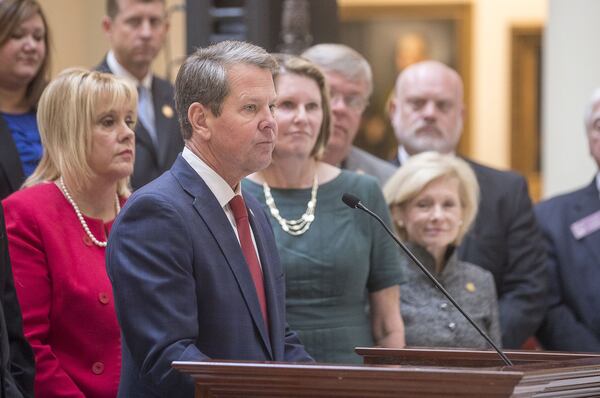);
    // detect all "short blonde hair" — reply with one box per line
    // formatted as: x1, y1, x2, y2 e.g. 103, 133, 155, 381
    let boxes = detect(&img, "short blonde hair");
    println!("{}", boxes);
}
24, 68, 137, 196
383, 151, 479, 244
272, 54, 331, 159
